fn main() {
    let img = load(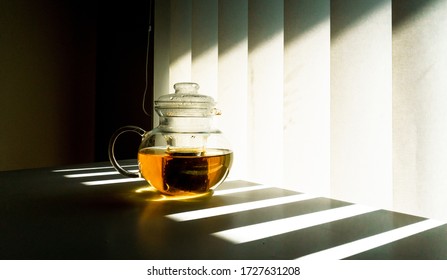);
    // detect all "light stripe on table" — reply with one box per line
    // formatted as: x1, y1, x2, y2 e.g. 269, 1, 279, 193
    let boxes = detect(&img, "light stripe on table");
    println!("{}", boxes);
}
82, 177, 144, 186
212, 204, 376, 244
166, 193, 317, 222
53, 165, 137, 173
213, 184, 272, 196
297, 219, 446, 260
